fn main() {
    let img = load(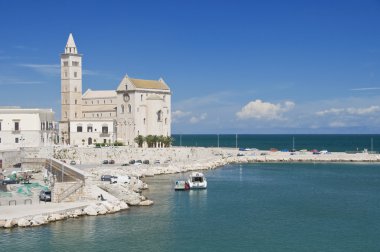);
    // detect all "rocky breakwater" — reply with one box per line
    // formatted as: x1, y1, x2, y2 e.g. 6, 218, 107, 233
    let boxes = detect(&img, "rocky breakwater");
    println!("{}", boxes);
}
0, 200, 129, 229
